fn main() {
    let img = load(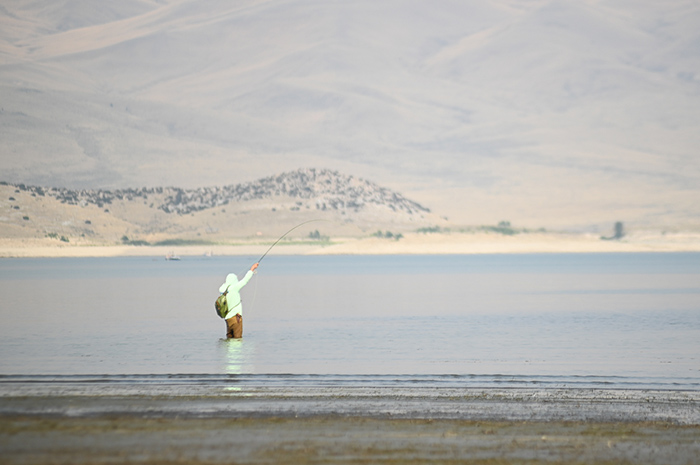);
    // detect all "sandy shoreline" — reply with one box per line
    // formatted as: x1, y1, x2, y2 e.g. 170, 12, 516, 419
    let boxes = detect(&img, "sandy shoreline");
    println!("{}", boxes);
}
3, 388, 699, 424
1, 231, 699, 257
2, 415, 699, 465
2, 388, 699, 464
